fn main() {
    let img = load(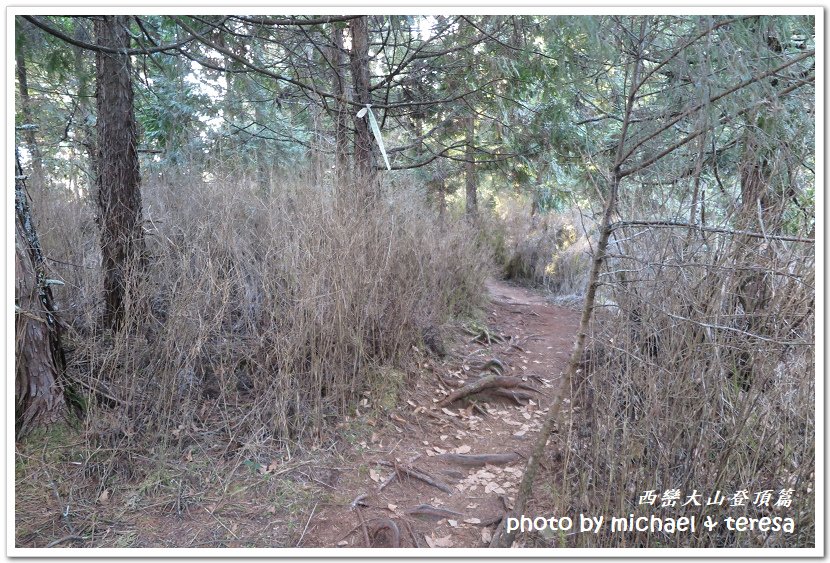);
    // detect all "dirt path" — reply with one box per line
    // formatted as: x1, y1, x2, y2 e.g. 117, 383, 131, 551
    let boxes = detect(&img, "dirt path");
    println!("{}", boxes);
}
308, 278, 581, 548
